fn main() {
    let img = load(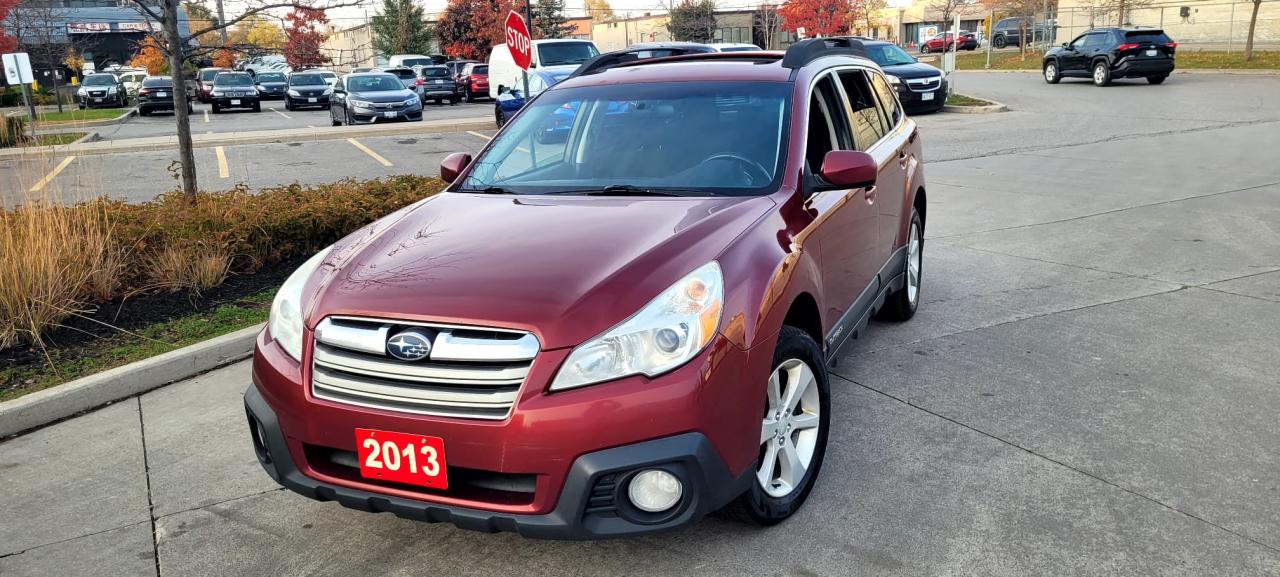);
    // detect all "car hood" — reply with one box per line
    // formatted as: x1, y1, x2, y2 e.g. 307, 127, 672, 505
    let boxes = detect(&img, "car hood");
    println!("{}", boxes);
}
350, 89, 417, 102
880, 61, 943, 79
305, 192, 775, 349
